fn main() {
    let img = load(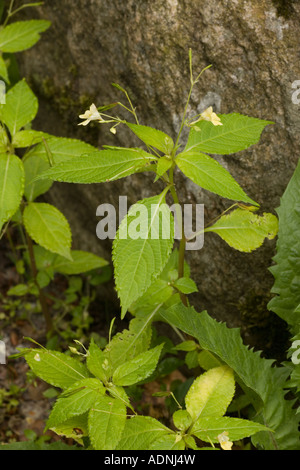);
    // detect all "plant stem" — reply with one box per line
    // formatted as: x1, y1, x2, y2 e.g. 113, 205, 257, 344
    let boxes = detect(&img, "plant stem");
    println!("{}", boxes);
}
169, 167, 188, 306
25, 231, 53, 333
